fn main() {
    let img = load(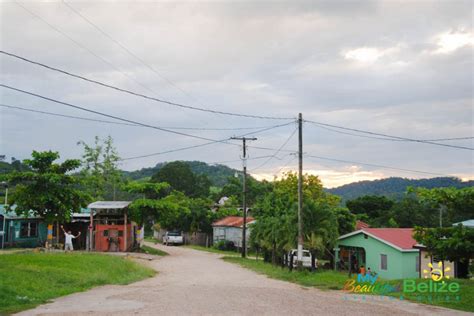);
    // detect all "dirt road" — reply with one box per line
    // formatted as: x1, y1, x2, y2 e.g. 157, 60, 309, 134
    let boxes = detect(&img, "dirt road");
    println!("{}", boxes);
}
18, 243, 470, 315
